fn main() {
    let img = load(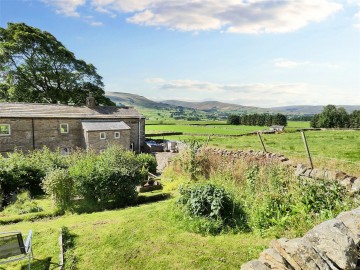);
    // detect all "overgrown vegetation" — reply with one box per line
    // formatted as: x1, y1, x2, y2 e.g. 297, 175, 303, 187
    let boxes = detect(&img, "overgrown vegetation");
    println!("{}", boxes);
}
176, 183, 247, 235
0, 145, 156, 211
167, 145, 359, 237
